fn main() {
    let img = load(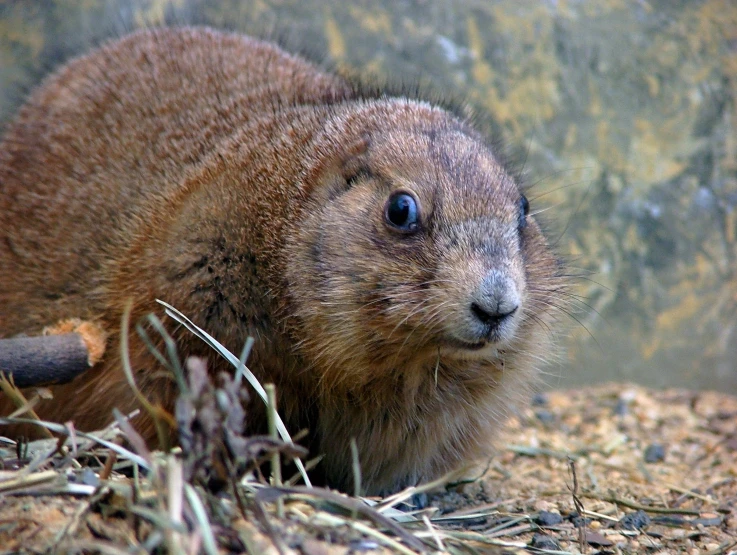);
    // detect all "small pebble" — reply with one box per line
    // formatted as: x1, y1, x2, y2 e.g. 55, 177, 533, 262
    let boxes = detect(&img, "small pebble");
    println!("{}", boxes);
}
409, 492, 428, 509
585, 531, 614, 546
568, 513, 591, 528
614, 398, 629, 416
535, 410, 555, 423
569, 515, 592, 527
530, 534, 559, 550
348, 540, 379, 551
644, 443, 666, 463
81, 467, 100, 487
619, 509, 651, 530
606, 533, 627, 543
536, 510, 564, 526
532, 393, 549, 407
